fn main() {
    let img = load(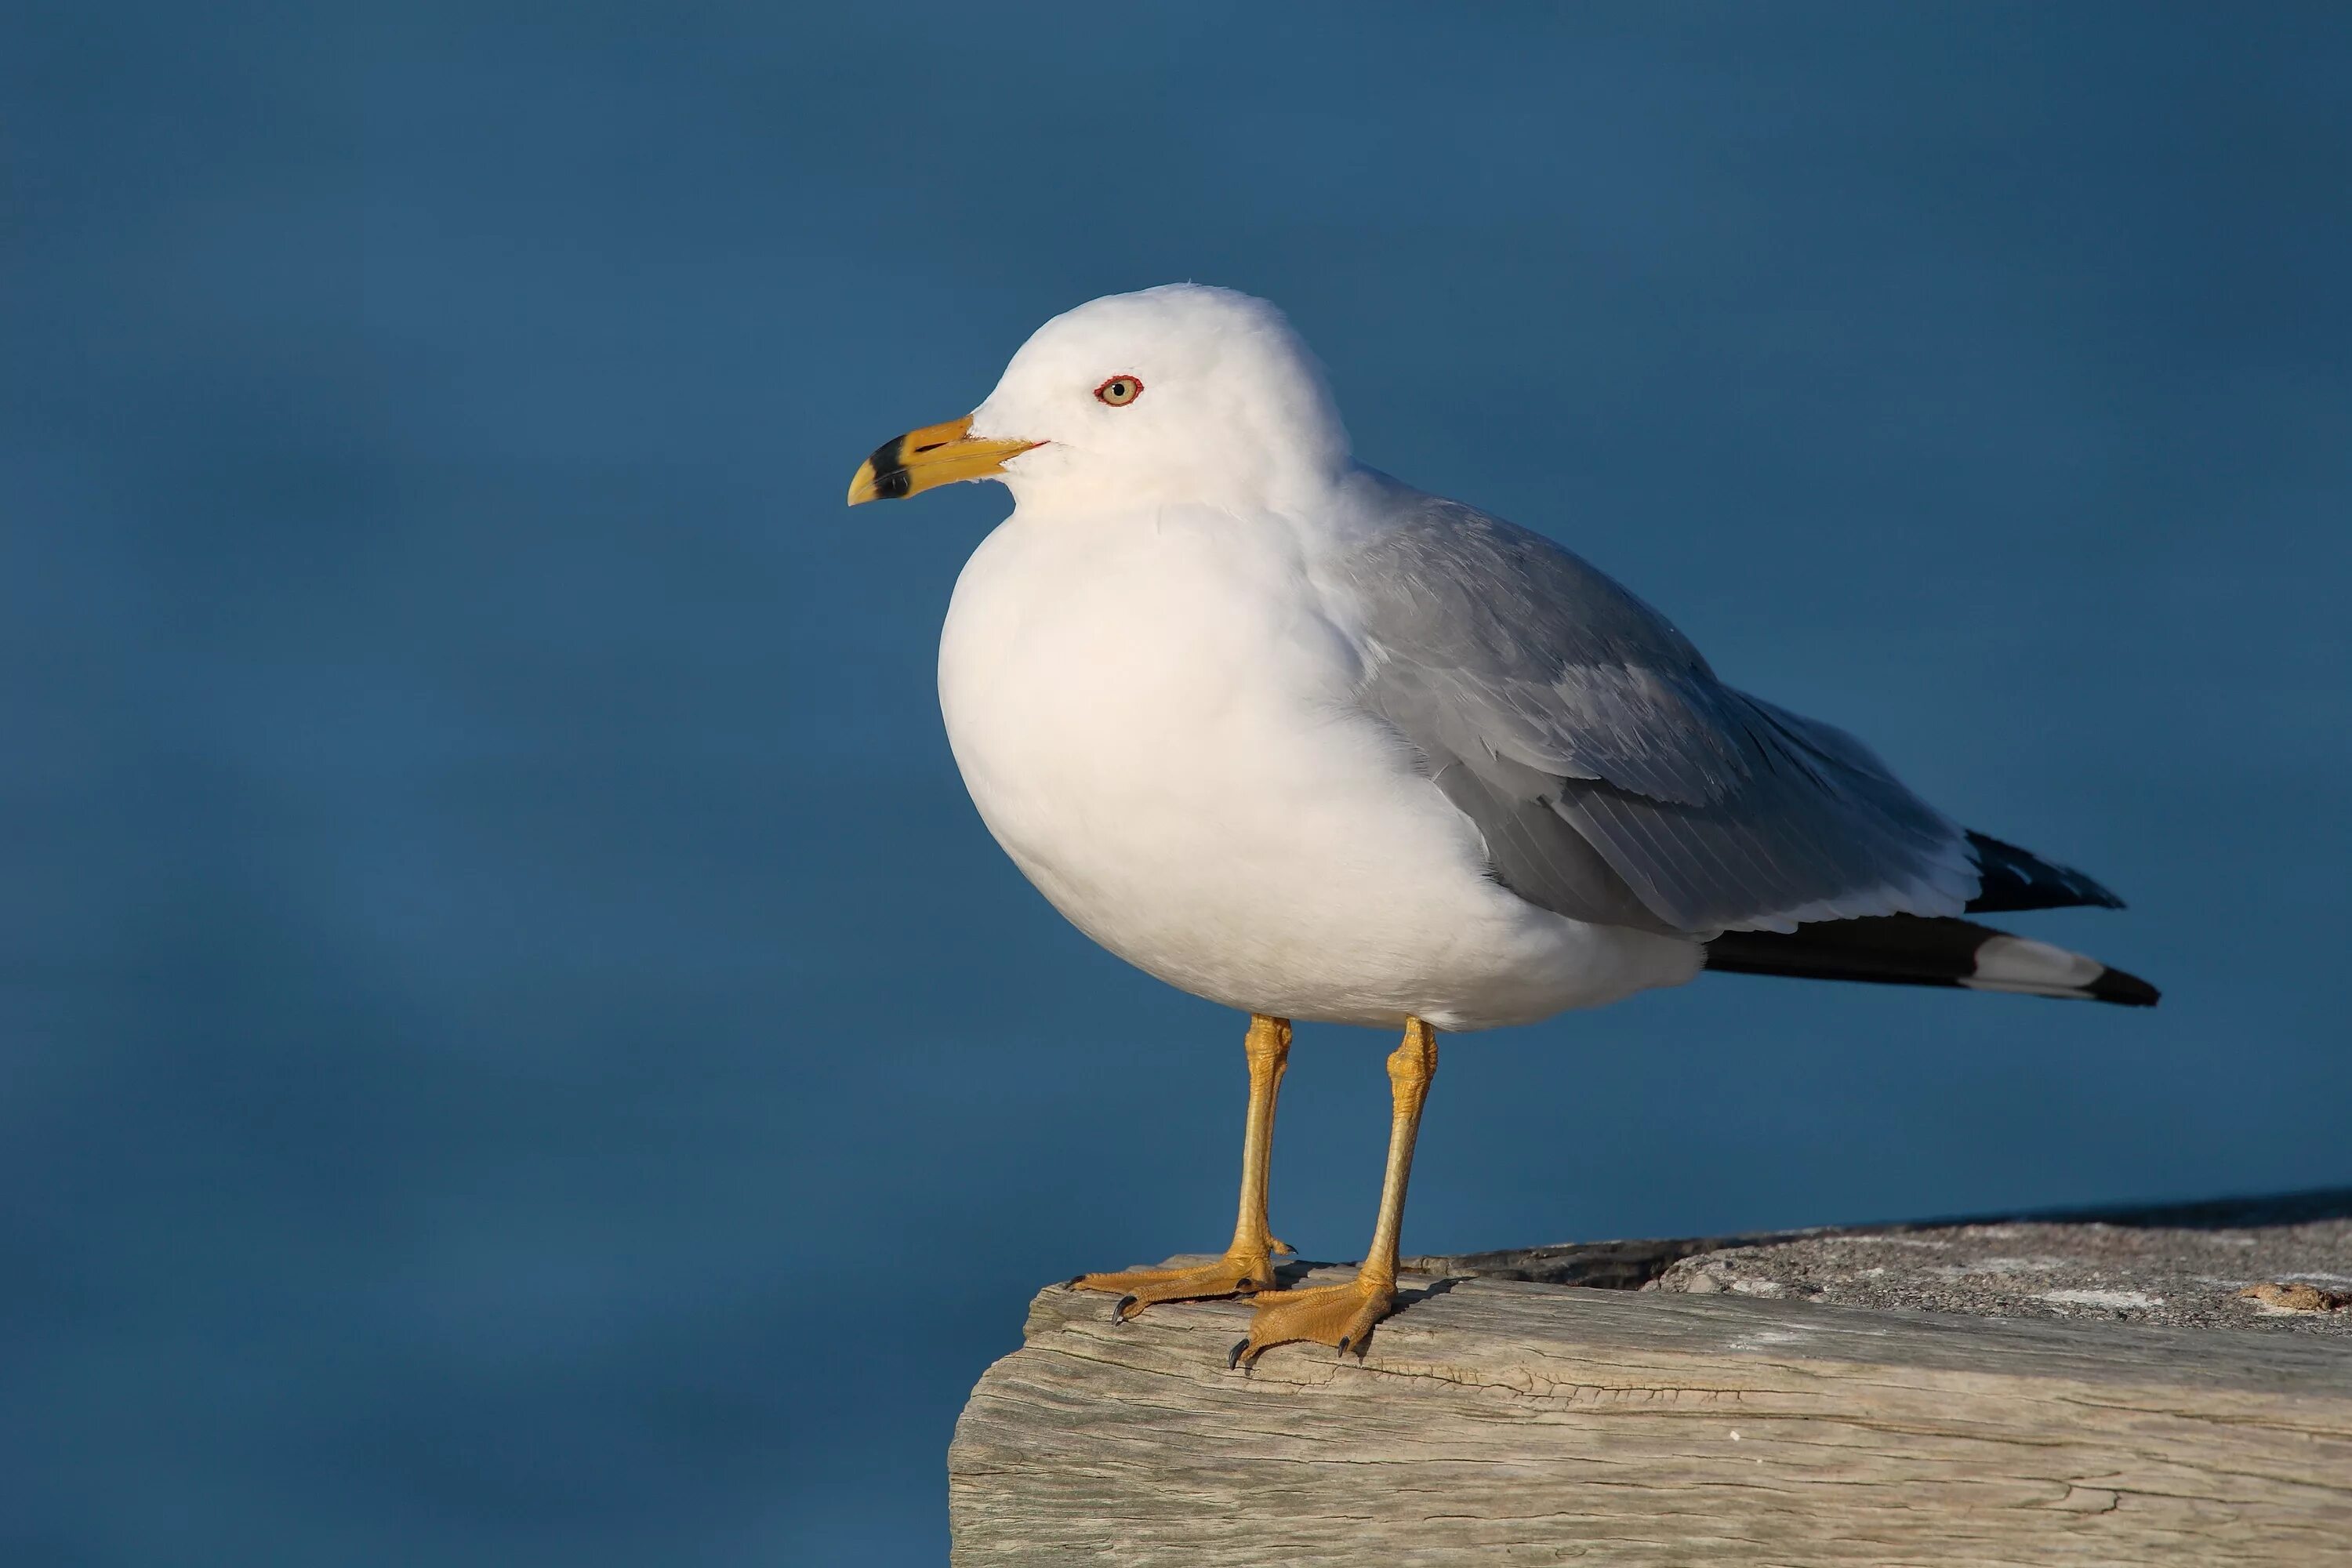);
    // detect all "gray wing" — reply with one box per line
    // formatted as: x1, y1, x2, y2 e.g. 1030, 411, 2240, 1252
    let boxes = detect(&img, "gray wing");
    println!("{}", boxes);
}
1334, 494, 1978, 935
